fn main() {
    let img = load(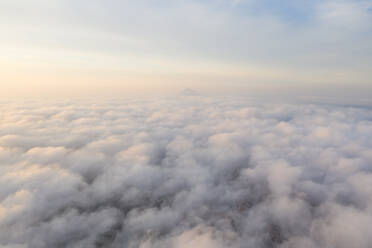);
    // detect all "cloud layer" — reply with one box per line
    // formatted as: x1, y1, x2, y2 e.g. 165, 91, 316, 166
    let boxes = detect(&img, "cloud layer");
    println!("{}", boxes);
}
1, 97, 372, 248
